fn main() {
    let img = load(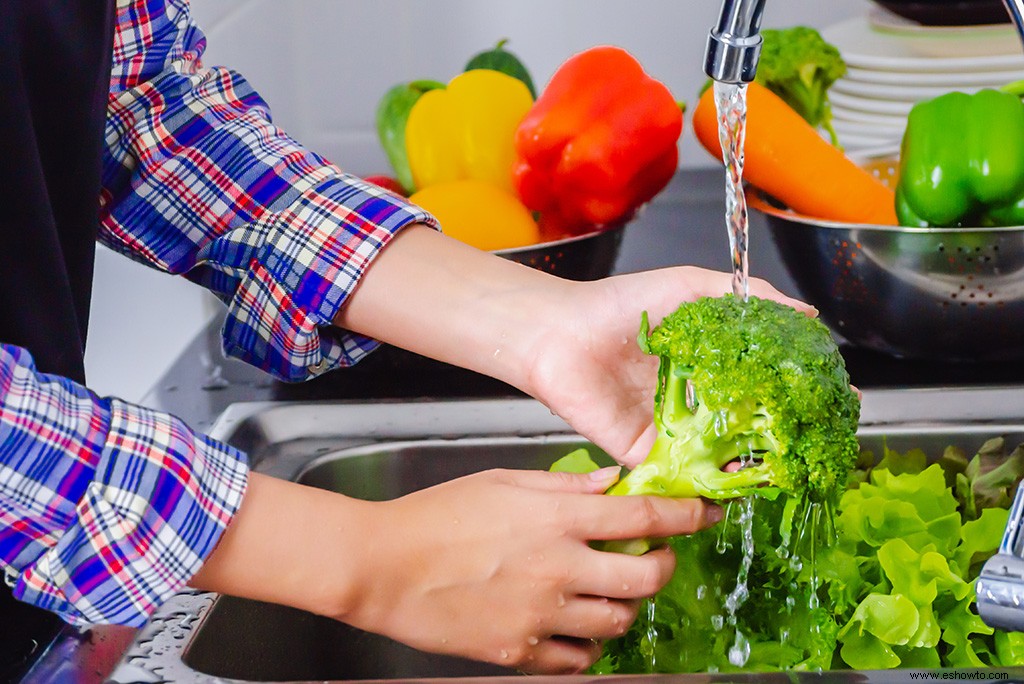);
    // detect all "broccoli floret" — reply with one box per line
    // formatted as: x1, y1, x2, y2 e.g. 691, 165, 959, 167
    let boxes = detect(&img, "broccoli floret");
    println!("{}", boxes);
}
608, 295, 860, 503
755, 26, 847, 147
